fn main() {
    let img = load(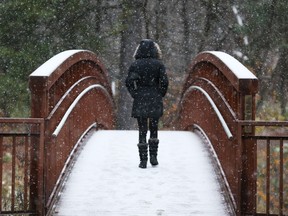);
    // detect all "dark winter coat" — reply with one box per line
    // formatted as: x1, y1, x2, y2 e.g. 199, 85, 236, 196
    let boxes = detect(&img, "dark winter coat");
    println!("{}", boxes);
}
125, 39, 169, 118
